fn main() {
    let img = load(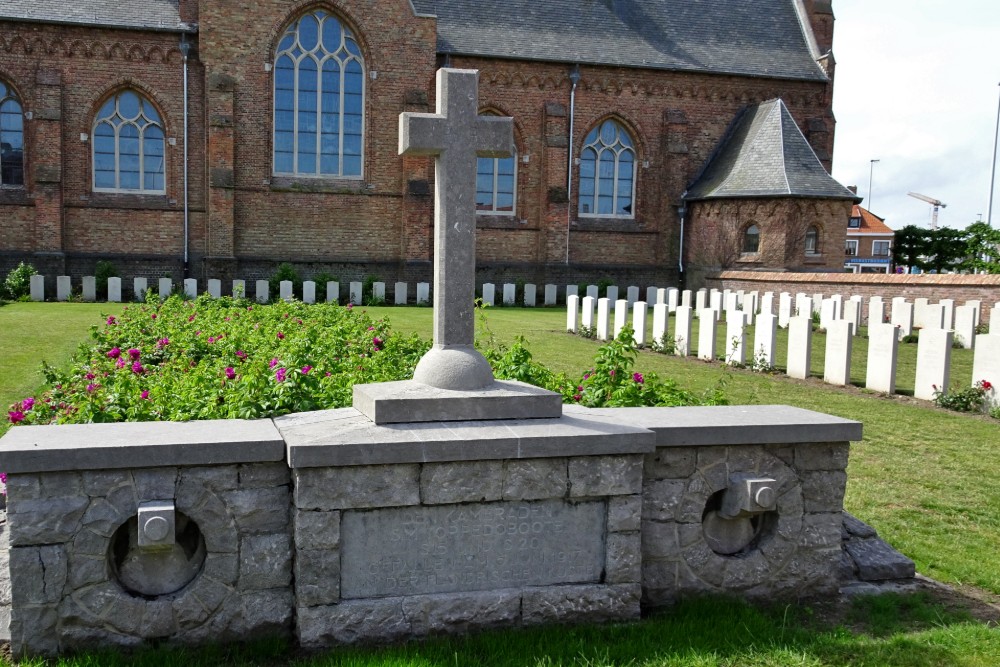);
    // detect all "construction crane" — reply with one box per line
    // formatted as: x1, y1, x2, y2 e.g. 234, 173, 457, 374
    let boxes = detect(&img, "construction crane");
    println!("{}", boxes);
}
907, 192, 948, 230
